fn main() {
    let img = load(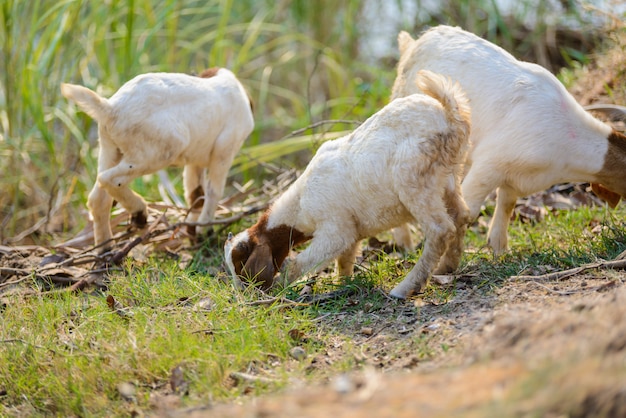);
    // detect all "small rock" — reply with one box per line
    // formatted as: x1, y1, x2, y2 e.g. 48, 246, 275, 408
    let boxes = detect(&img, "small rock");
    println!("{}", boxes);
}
193, 297, 214, 312
117, 382, 136, 402
333, 374, 354, 394
289, 346, 306, 361
360, 327, 374, 336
